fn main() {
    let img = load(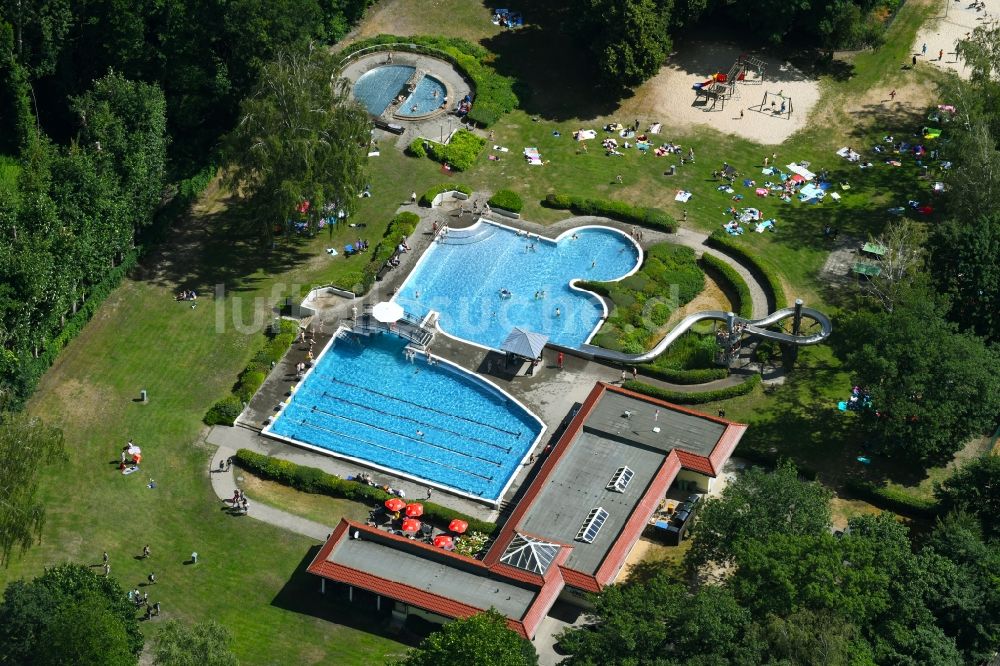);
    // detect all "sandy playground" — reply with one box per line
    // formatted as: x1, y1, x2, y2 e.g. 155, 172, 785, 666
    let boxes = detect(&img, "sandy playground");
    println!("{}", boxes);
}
619, 42, 820, 146
913, 0, 1000, 78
